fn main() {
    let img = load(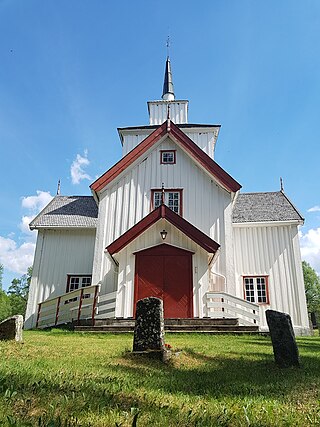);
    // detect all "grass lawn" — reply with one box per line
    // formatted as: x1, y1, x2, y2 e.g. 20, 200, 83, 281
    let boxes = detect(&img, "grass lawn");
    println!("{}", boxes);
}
1, 331, 320, 426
